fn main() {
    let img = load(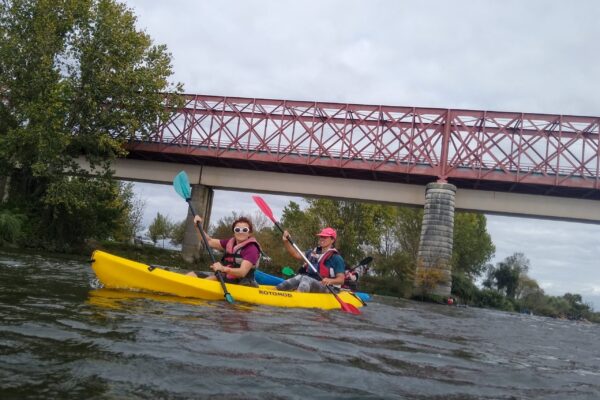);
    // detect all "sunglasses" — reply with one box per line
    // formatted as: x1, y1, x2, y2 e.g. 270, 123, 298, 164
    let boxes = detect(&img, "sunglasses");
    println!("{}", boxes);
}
233, 227, 250, 233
